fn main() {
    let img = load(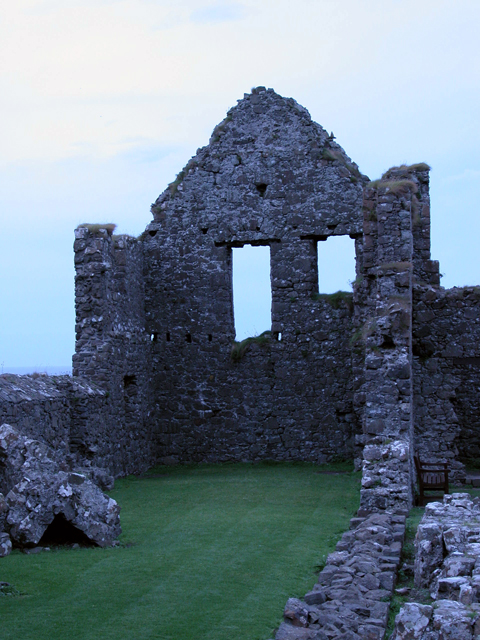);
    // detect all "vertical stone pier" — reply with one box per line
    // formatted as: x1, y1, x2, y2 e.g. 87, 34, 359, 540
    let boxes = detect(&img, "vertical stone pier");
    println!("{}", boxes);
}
359, 170, 426, 514
73, 224, 155, 475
